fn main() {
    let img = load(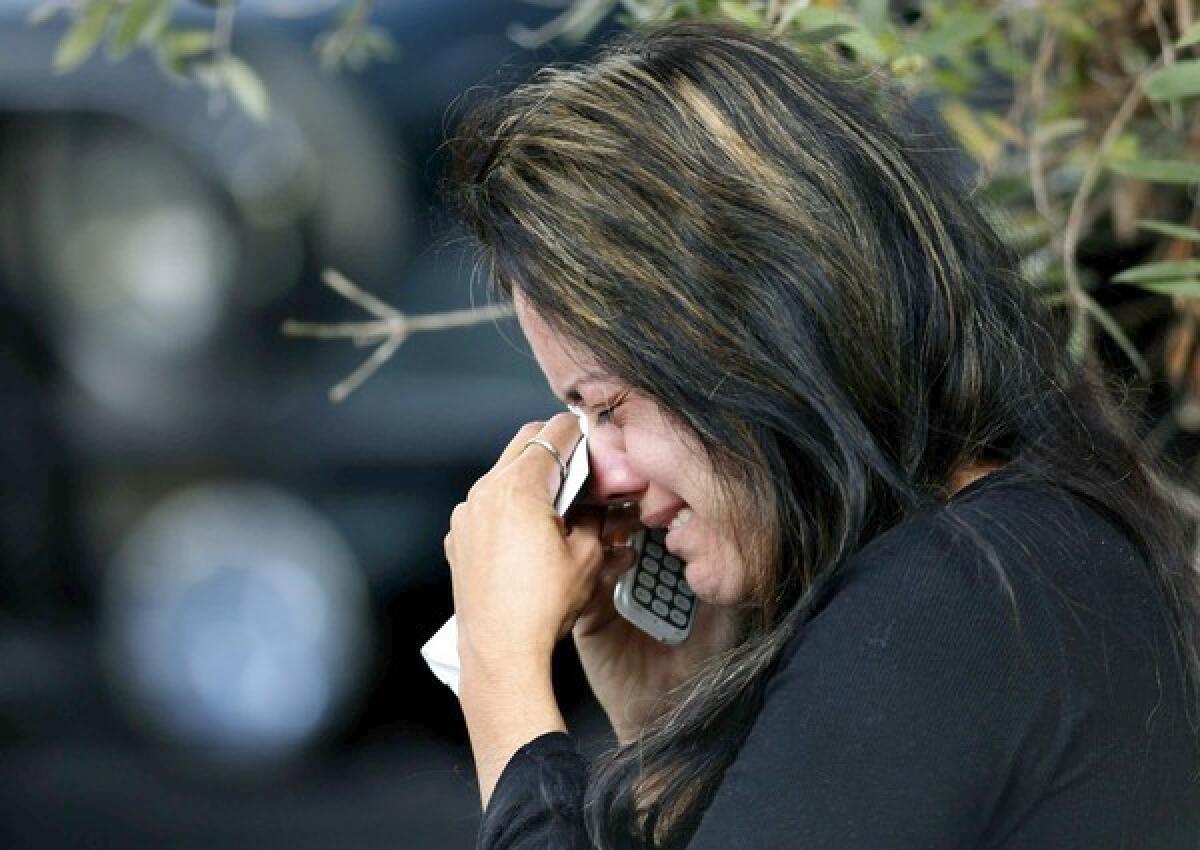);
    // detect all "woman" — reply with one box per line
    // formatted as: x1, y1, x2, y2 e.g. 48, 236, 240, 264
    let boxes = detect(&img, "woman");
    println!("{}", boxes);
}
441, 21, 1200, 849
